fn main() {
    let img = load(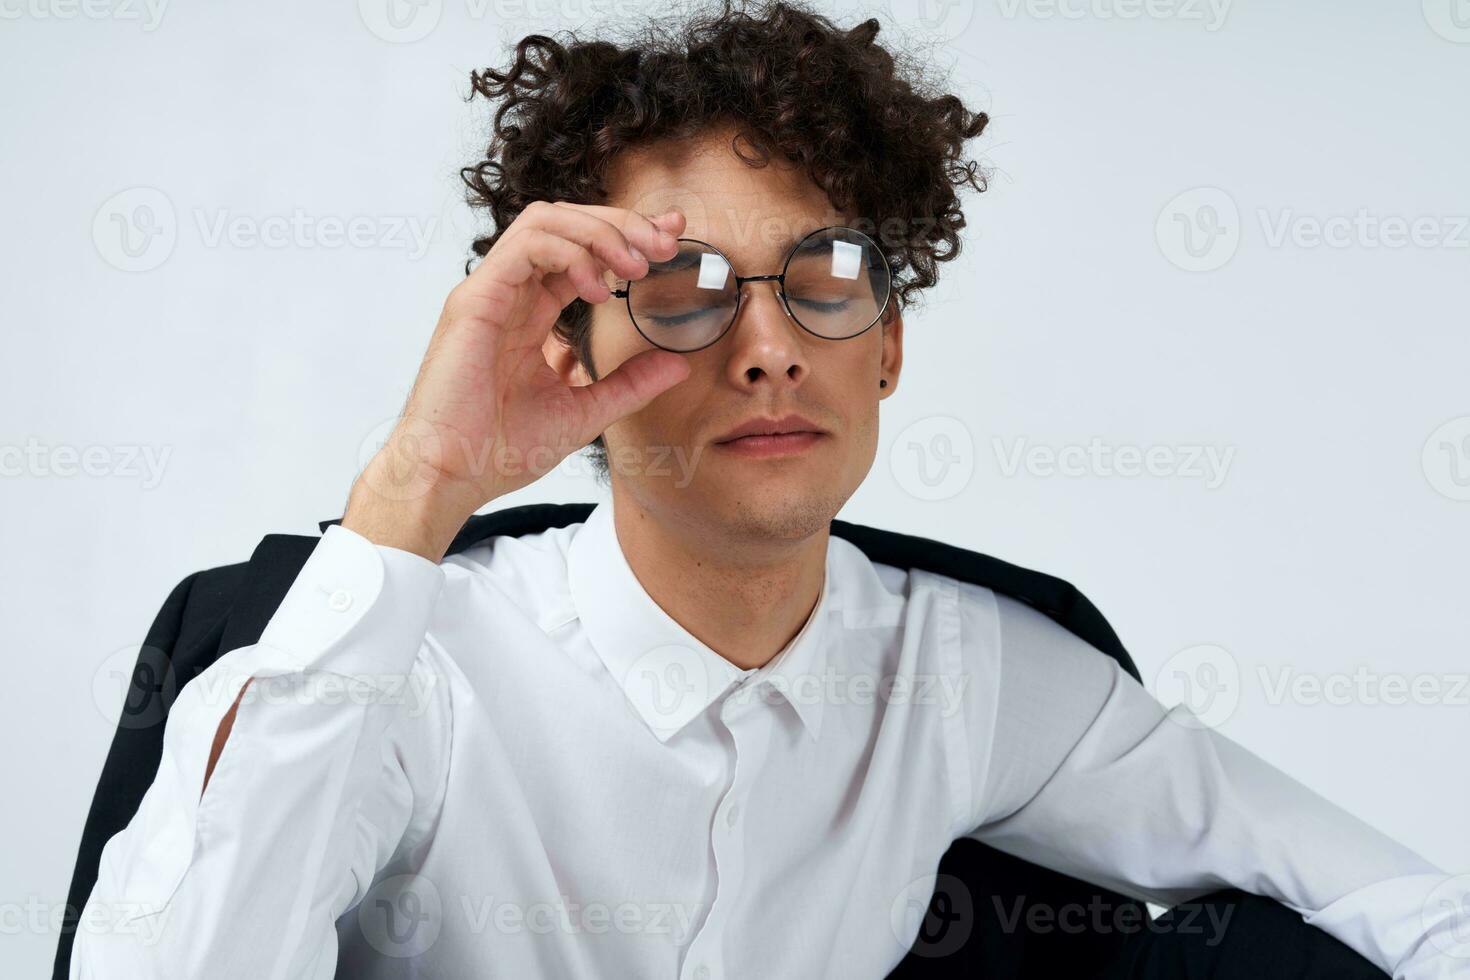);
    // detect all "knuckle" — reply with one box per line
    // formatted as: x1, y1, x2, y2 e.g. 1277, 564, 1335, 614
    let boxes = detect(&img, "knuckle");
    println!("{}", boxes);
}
442, 284, 473, 317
